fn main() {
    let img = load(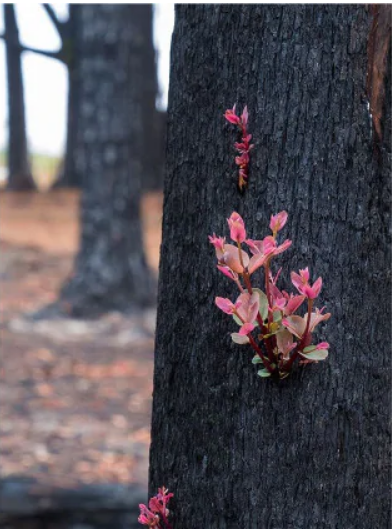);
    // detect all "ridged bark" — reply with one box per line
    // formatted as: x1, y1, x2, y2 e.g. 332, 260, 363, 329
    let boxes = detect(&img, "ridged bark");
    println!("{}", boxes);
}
60, 5, 155, 317
149, 5, 391, 528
